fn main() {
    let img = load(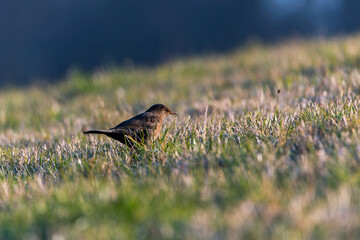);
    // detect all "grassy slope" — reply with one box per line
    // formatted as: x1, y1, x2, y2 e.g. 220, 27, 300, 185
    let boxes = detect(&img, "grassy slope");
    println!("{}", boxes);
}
1, 35, 360, 239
